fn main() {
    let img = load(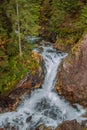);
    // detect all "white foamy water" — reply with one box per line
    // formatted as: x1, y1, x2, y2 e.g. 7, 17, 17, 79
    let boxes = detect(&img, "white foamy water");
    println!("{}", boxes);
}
0, 44, 86, 130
